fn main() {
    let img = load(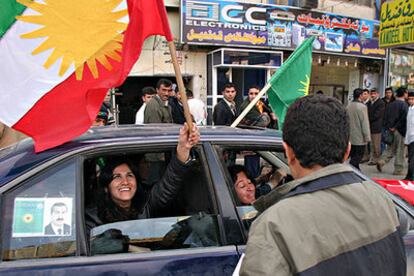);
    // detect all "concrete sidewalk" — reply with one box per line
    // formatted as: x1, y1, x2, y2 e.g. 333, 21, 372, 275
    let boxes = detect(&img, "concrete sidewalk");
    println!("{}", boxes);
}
359, 157, 407, 180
